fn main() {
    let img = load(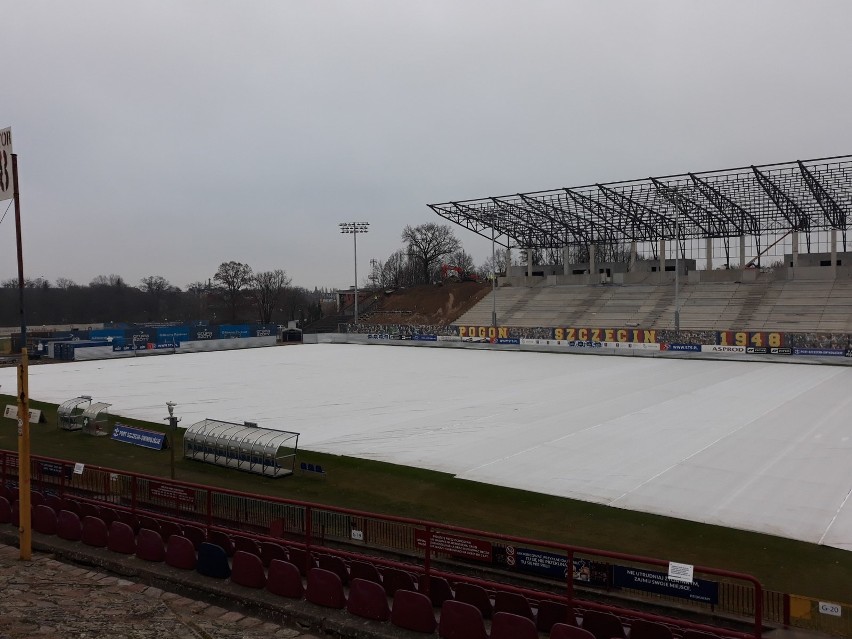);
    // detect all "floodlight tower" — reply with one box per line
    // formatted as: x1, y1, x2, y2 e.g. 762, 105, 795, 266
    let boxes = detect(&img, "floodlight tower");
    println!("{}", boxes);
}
339, 222, 369, 323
